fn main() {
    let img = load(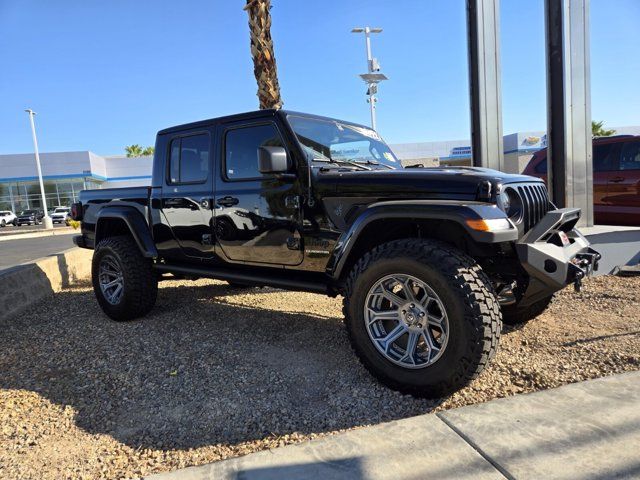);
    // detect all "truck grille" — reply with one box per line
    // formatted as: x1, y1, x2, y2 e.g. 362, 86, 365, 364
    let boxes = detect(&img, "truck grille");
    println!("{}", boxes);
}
516, 183, 551, 232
